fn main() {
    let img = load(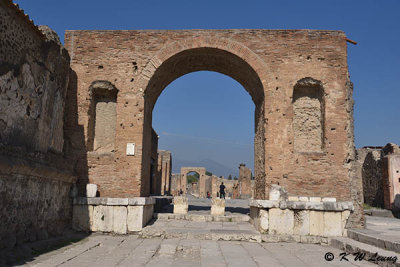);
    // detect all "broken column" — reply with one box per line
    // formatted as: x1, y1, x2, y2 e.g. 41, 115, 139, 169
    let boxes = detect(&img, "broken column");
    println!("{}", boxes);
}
211, 198, 225, 216
173, 196, 188, 214
238, 164, 252, 199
